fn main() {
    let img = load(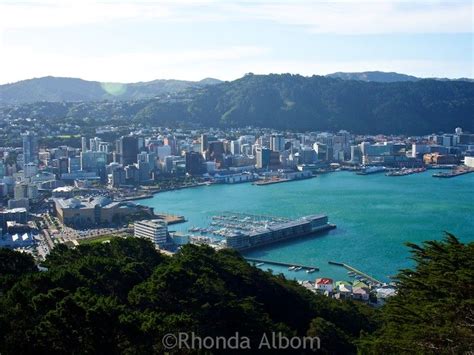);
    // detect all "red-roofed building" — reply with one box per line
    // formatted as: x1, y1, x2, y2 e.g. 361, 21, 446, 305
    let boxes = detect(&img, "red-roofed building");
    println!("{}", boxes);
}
315, 278, 334, 292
